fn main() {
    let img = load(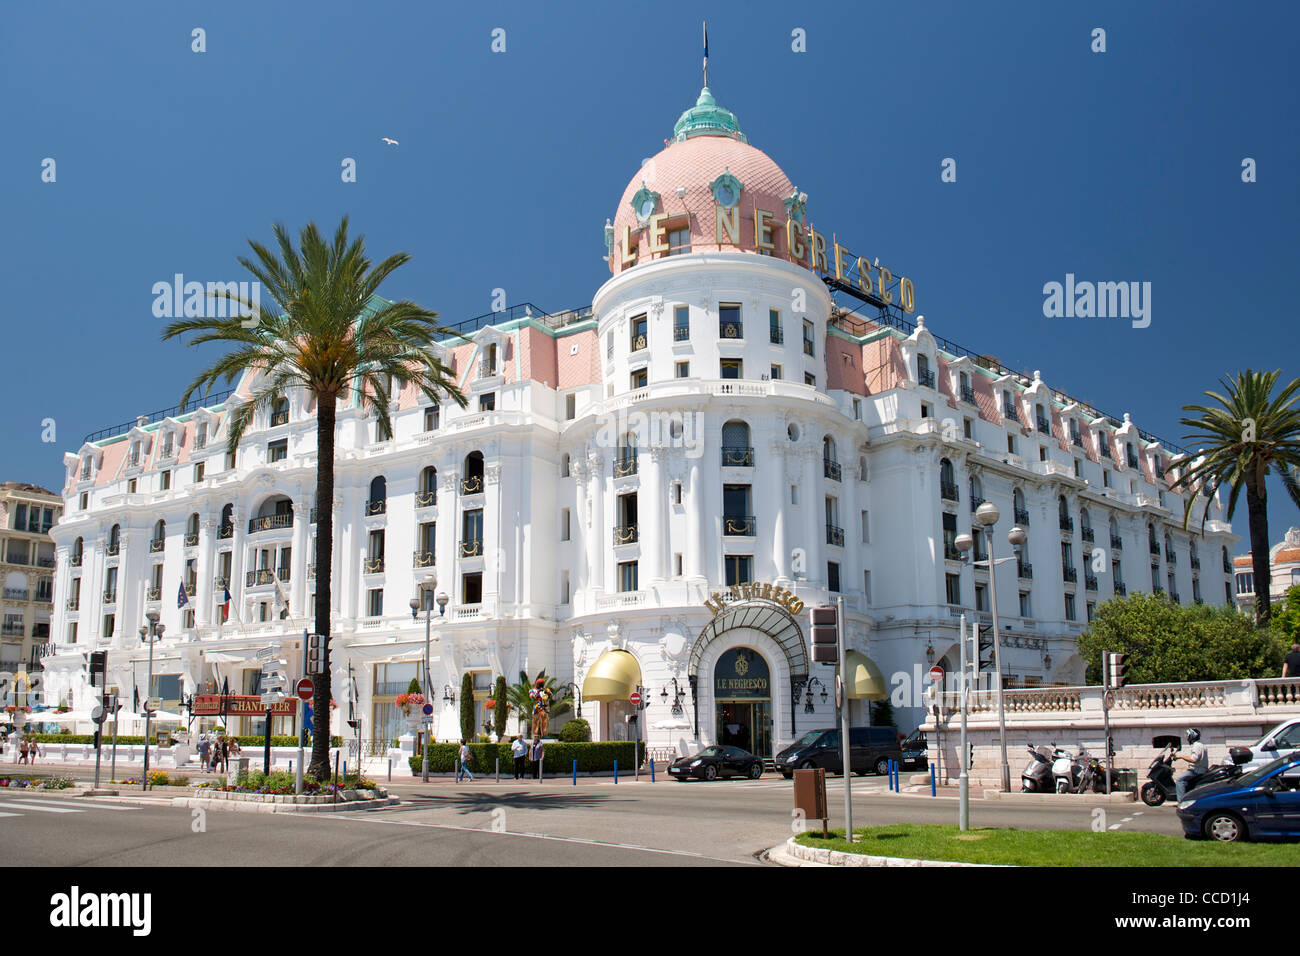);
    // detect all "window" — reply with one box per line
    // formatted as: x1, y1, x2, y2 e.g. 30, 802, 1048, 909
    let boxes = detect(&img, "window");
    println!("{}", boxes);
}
462, 572, 483, 604
561, 508, 571, 541
479, 393, 496, 411
630, 313, 648, 352
561, 454, 570, 477
853, 398, 862, 421
564, 393, 576, 420
719, 304, 742, 339
828, 561, 841, 593
462, 509, 484, 555
1007, 434, 1017, 455
769, 309, 783, 344
194, 462, 205, 482
367, 529, 385, 571
1065, 593, 1076, 621
268, 439, 288, 462
673, 305, 690, 341
630, 368, 648, 389
127, 478, 137, 494
667, 227, 690, 255
160, 470, 171, 490
424, 405, 440, 431
943, 512, 959, 559
770, 364, 782, 380
79, 492, 88, 510
672, 481, 683, 505
964, 417, 973, 440
1103, 469, 1111, 488
675, 361, 690, 378
1019, 592, 1032, 617
103, 614, 114, 638
975, 583, 987, 612
560, 570, 570, 604
802, 319, 815, 357
225, 449, 236, 471
921, 403, 932, 418
720, 359, 742, 379
804, 373, 816, 387
861, 510, 870, 543
945, 573, 961, 605
618, 561, 639, 593
1073, 458, 1082, 477
367, 588, 384, 617
725, 555, 753, 586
